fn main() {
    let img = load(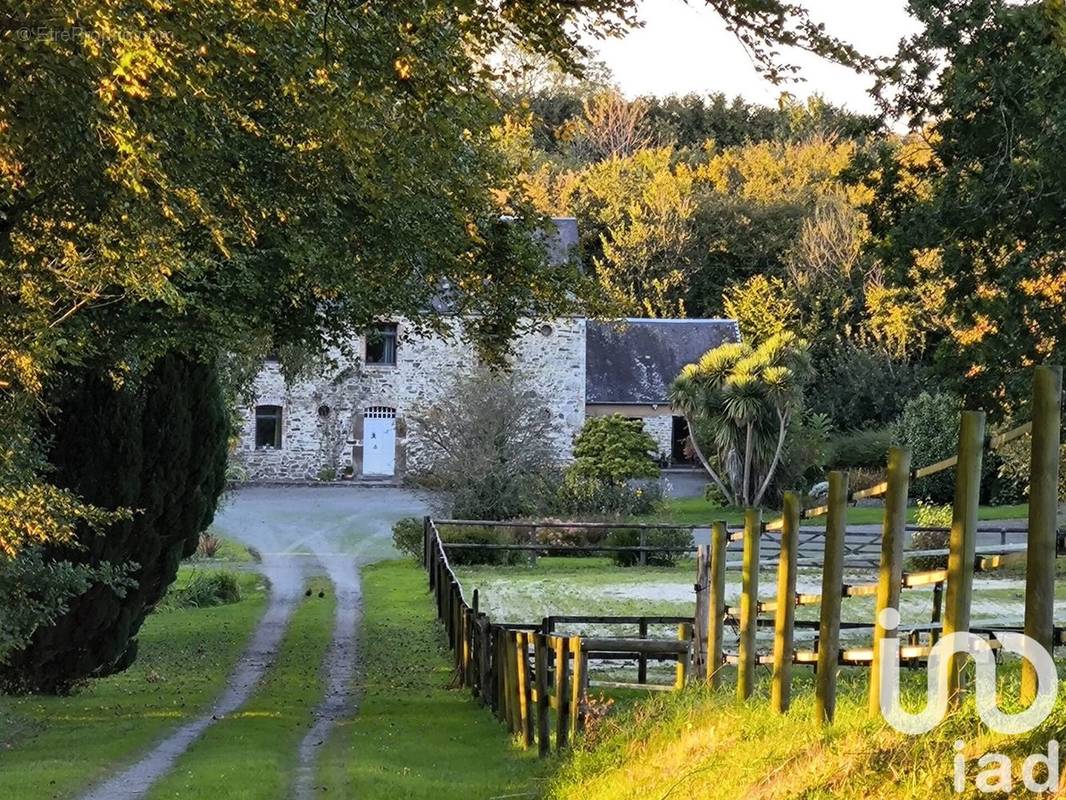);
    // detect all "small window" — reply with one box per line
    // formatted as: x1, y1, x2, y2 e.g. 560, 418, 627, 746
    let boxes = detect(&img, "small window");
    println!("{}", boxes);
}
365, 323, 398, 366
255, 405, 282, 449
